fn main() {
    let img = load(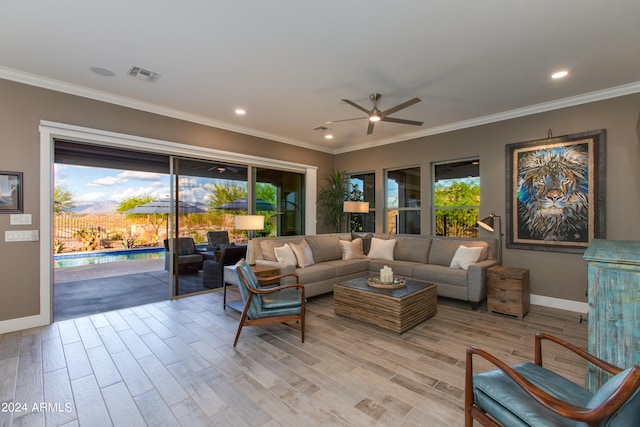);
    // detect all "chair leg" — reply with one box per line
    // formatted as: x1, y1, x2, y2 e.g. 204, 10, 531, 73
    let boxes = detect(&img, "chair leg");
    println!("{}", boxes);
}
233, 319, 245, 347
233, 297, 253, 347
